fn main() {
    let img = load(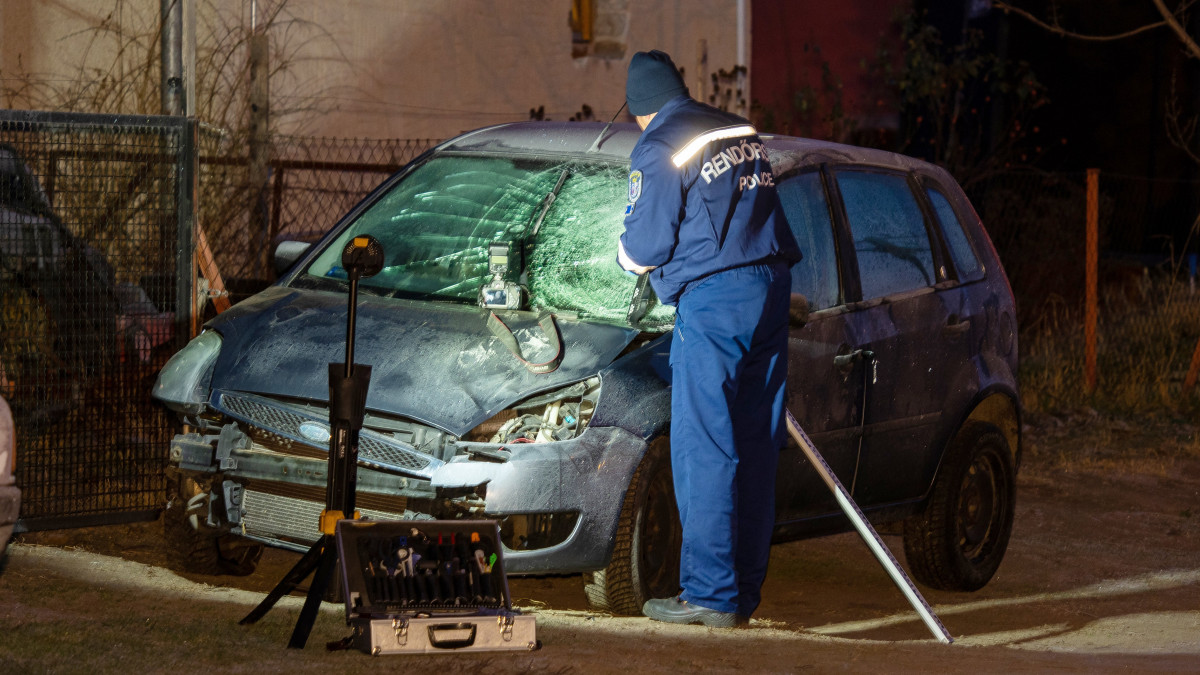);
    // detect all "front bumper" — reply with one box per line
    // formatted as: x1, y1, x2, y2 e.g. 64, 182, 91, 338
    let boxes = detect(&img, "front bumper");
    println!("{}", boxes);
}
0, 483, 20, 550
169, 424, 646, 574
432, 426, 646, 572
